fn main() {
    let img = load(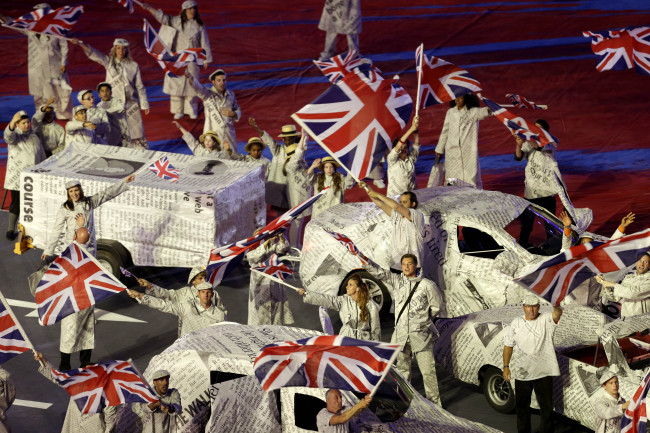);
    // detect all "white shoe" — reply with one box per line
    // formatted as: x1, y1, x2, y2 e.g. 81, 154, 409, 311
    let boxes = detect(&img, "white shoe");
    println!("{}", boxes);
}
373, 179, 386, 188
173, 113, 183, 120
